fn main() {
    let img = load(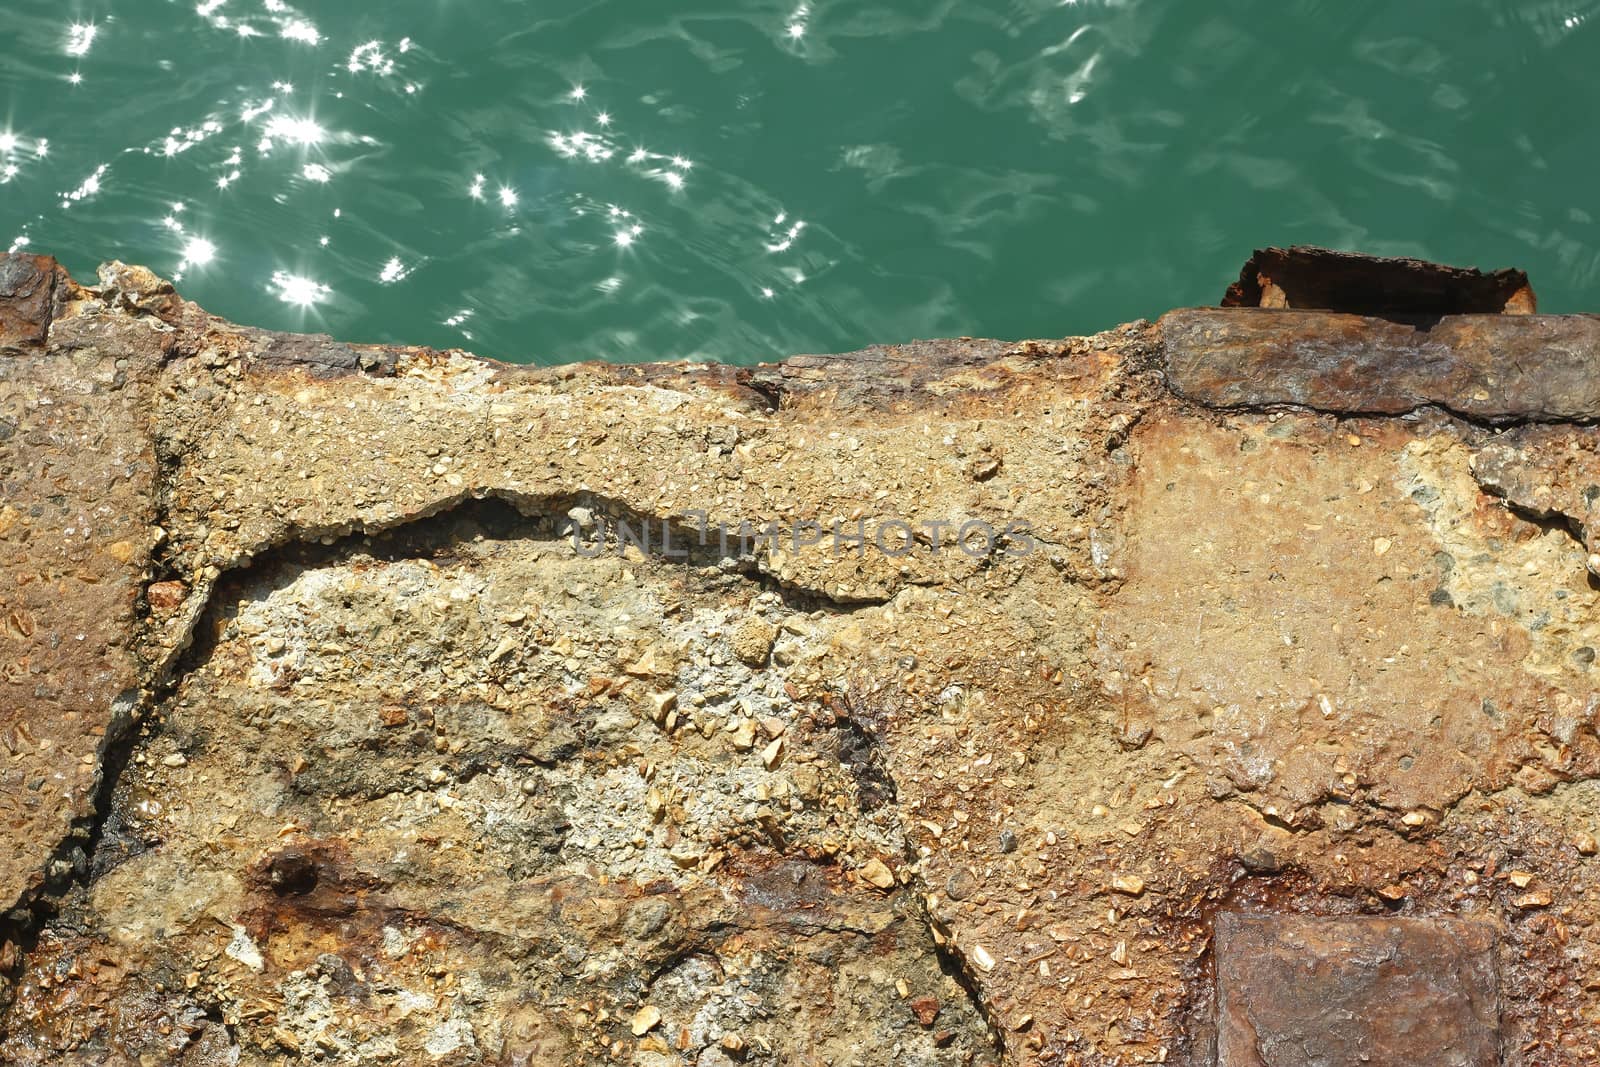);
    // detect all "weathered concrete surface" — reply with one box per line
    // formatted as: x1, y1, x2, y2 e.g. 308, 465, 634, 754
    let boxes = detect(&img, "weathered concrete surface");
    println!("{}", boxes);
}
3, 252, 1600, 1065
0, 255, 161, 920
